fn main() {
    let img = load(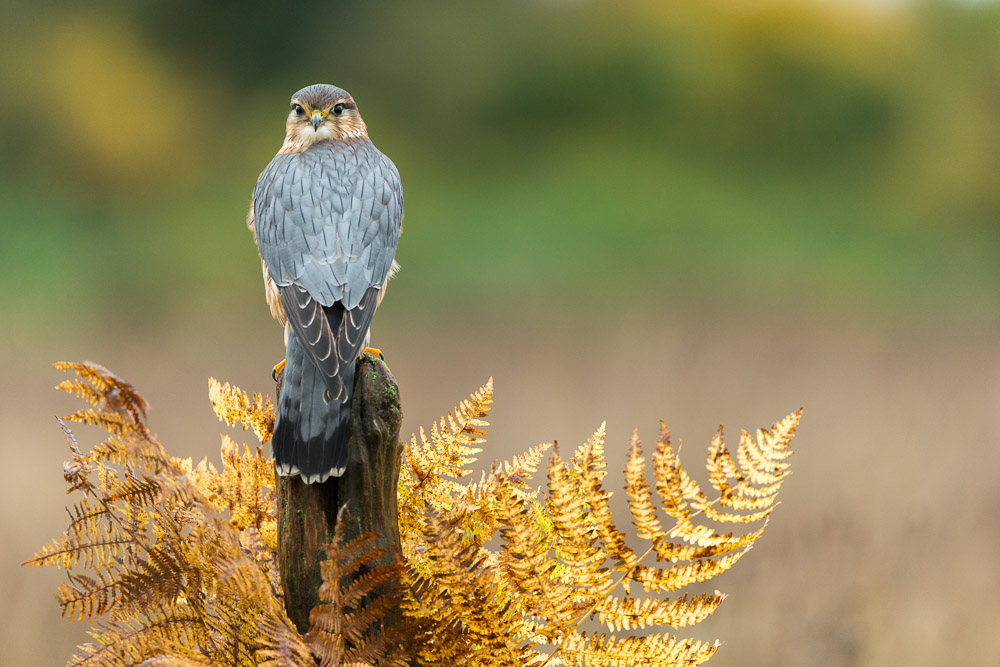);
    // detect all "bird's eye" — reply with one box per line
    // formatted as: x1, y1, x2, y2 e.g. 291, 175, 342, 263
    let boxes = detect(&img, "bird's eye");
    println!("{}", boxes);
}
292, 103, 305, 115
333, 103, 345, 116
